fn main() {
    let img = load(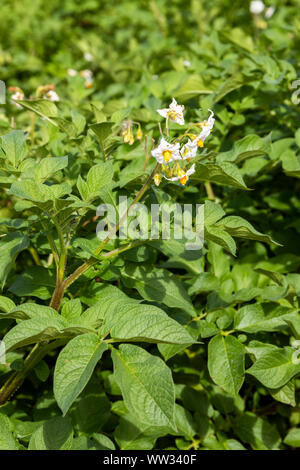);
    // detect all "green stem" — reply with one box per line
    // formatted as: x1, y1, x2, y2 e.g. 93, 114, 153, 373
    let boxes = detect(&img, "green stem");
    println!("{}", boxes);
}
0, 340, 64, 406
51, 217, 67, 283
41, 220, 59, 268
204, 181, 215, 200
28, 246, 42, 266
64, 162, 159, 290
